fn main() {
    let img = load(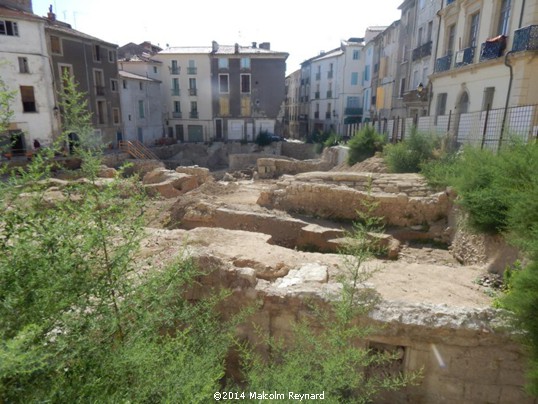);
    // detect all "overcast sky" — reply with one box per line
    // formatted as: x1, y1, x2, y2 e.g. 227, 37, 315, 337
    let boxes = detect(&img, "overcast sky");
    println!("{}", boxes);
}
33, 0, 403, 75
